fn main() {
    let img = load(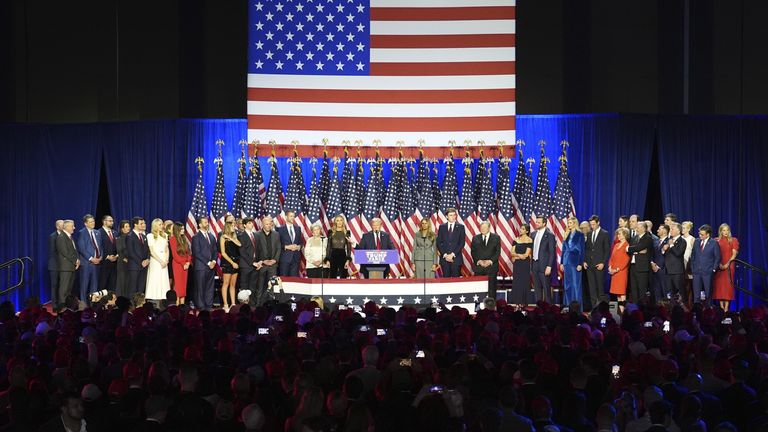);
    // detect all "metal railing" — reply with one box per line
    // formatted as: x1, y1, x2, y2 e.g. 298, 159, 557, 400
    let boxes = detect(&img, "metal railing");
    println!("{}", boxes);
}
733, 258, 768, 303
0, 257, 32, 296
